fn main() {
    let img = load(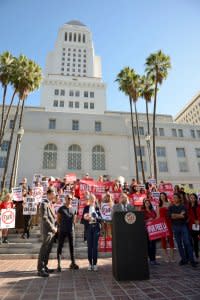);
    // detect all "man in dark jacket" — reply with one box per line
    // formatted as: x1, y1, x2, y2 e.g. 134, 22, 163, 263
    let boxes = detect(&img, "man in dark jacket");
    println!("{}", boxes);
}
37, 188, 57, 277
